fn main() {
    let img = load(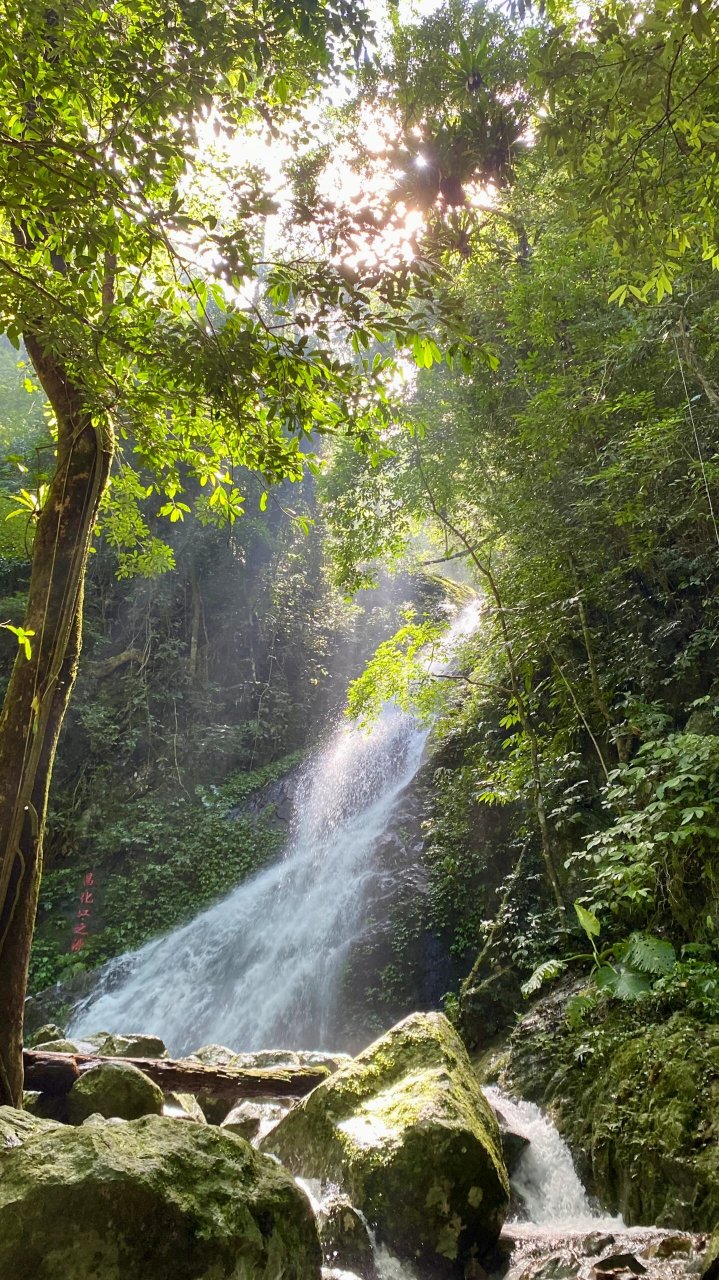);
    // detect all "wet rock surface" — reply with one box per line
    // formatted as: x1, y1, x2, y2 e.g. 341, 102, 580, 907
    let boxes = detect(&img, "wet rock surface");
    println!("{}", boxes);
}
317, 1193, 377, 1279
262, 1011, 510, 1275
221, 1096, 294, 1142
499, 1226, 704, 1280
